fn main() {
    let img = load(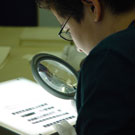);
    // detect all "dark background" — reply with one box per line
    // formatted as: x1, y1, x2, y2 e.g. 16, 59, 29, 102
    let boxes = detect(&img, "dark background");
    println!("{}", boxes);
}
0, 0, 38, 26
